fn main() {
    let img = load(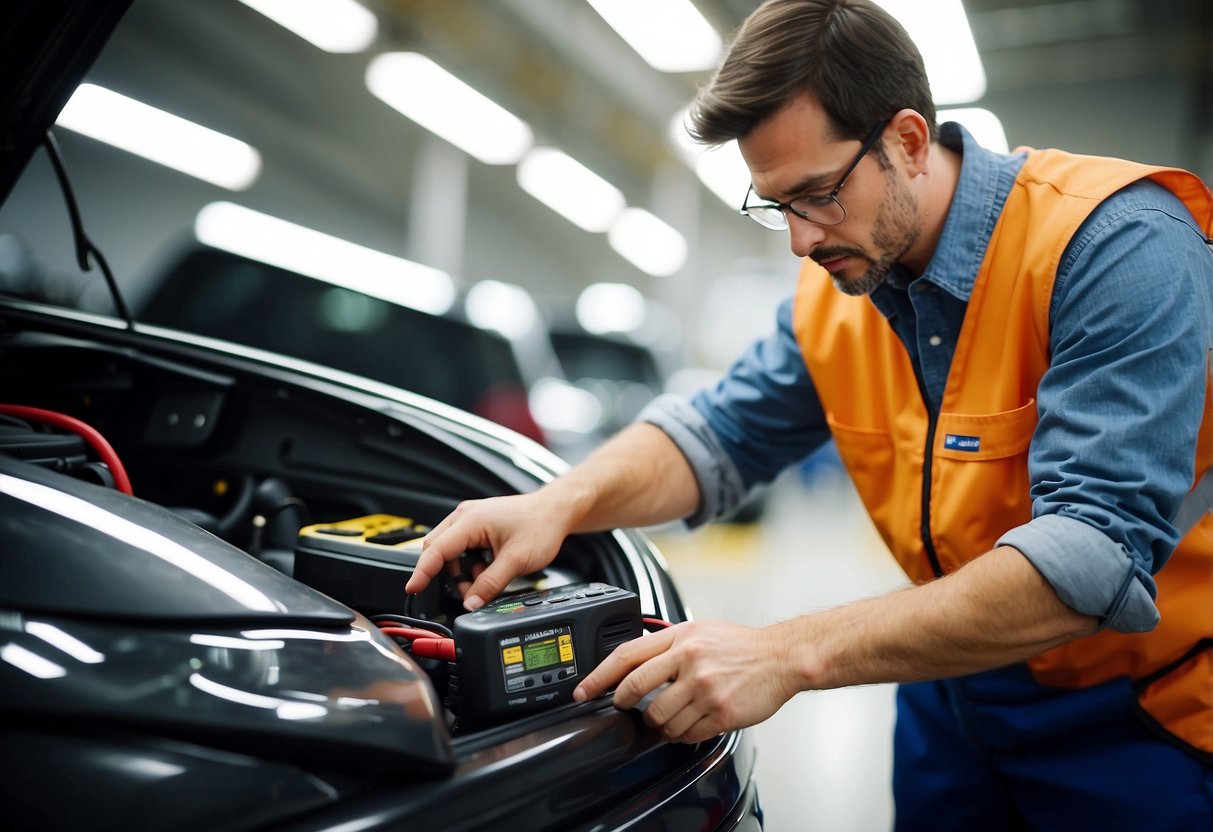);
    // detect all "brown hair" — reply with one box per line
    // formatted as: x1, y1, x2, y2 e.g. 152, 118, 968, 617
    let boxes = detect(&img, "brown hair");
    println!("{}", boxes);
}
689, 0, 937, 146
